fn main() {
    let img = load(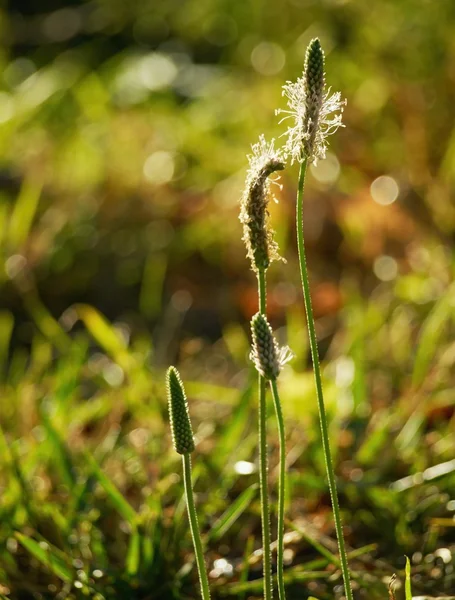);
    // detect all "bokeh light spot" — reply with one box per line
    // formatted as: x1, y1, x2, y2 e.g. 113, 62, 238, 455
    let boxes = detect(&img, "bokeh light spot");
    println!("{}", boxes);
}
103, 363, 124, 387
355, 77, 389, 113
138, 53, 178, 91
4, 58, 36, 88
251, 42, 285, 76
171, 290, 193, 312
143, 151, 175, 185
374, 255, 398, 281
129, 428, 149, 448
5, 255, 27, 279
114, 53, 178, 105
273, 282, 297, 307
210, 558, 234, 578
435, 548, 452, 564
234, 460, 255, 475
370, 175, 399, 205
310, 152, 340, 184
335, 356, 355, 388
92, 570, 104, 579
